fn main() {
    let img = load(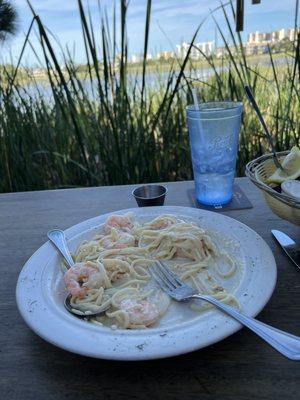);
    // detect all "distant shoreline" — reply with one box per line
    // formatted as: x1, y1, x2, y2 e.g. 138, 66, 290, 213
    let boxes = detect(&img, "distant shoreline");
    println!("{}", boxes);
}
0, 51, 287, 84
127, 51, 286, 72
